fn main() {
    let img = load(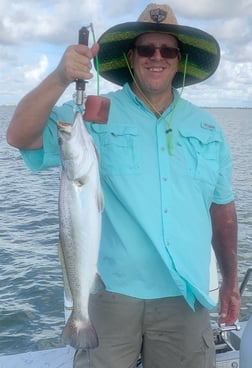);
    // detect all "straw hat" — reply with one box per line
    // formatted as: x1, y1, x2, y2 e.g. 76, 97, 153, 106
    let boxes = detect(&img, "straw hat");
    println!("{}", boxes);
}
96, 3, 220, 88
